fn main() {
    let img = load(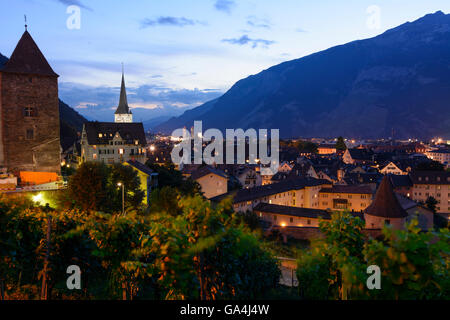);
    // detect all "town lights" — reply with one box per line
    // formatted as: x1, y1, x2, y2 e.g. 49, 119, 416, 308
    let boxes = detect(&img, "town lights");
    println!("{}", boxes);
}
149, 145, 156, 152
32, 193, 43, 204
